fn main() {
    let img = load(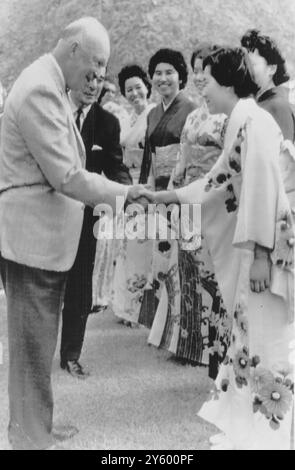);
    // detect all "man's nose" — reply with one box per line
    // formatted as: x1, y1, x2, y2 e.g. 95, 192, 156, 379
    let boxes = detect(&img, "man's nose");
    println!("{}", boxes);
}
88, 78, 98, 90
